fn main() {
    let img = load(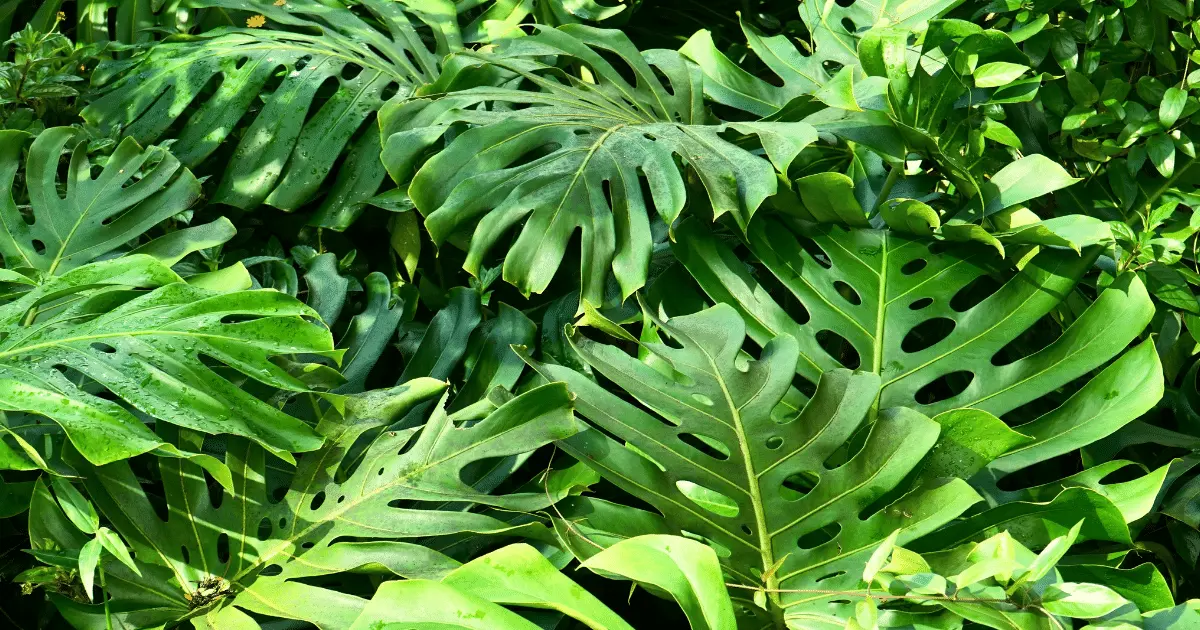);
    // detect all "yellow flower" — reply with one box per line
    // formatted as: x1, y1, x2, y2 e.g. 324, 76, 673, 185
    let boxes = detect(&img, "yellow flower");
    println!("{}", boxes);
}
56, 11, 66, 20
246, 14, 266, 27
273, 0, 286, 6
